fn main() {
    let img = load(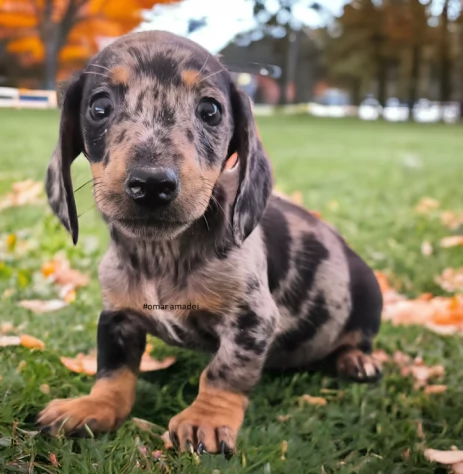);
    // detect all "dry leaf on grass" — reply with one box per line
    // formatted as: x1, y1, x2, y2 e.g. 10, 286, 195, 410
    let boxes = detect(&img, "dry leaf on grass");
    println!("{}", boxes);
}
18, 299, 68, 314
161, 431, 173, 449
436, 269, 463, 293
440, 236, 463, 248
372, 349, 391, 364
377, 270, 463, 334
0, 336, 20, 347
49, 453, 60, 467
0, 334, 45, 349
421, 241, 433, 256
20, 334, 45, 349
441, 211, 463, 230
0, 322, 14, 334
281, 440, 288, 461
424, 448, 463, 465
415, 197, 440, 214
132, 417, 164, 433
277, 414, 292, 422
375, 349, 445, 392
41, 255, 89, 289
61, 347, 175, 375
424, 384, 447, 394
0, 180, 44, 211
298, 395, 327, 406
